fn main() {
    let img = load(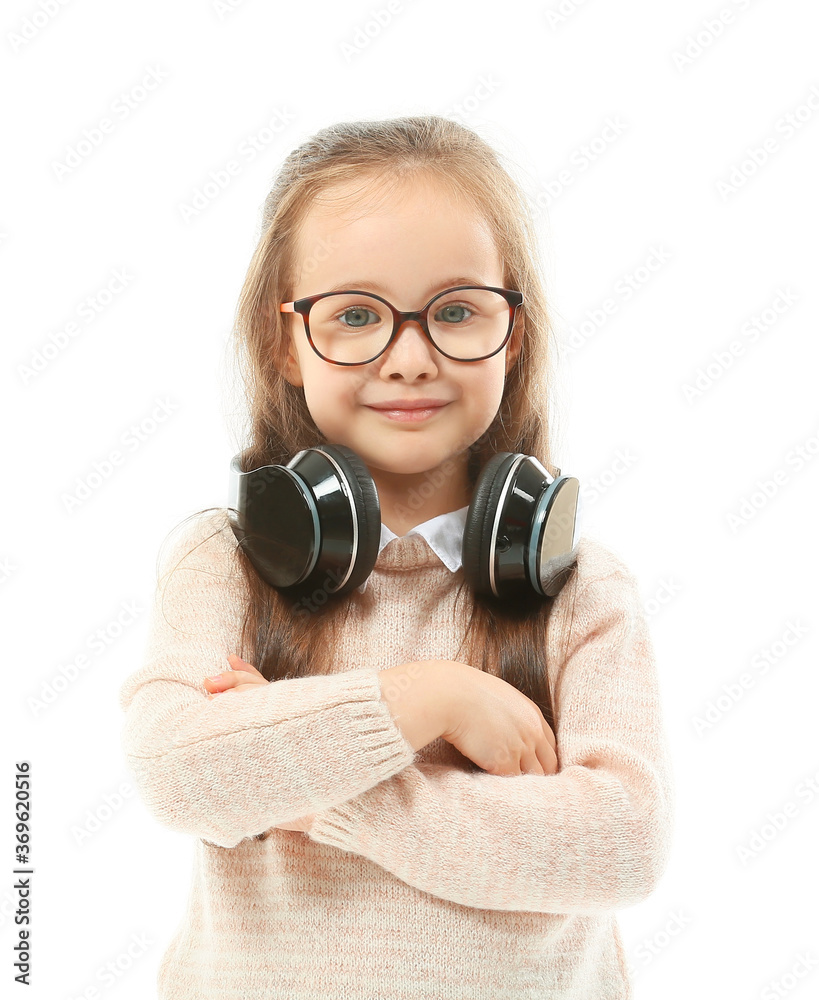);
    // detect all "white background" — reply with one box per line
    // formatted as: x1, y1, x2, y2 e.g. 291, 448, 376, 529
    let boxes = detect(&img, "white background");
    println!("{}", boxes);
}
3, 0, 818, 997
